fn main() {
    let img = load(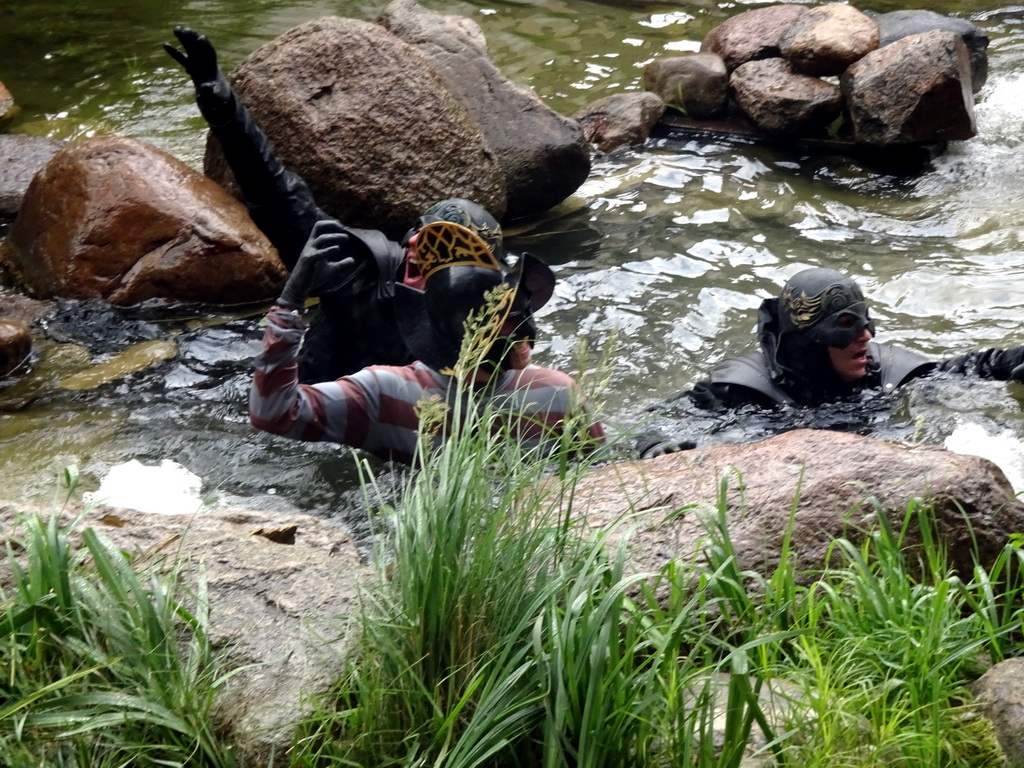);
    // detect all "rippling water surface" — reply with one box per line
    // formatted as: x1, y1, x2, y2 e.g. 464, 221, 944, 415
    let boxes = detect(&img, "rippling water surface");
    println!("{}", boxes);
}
3, 0, 1024, 515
